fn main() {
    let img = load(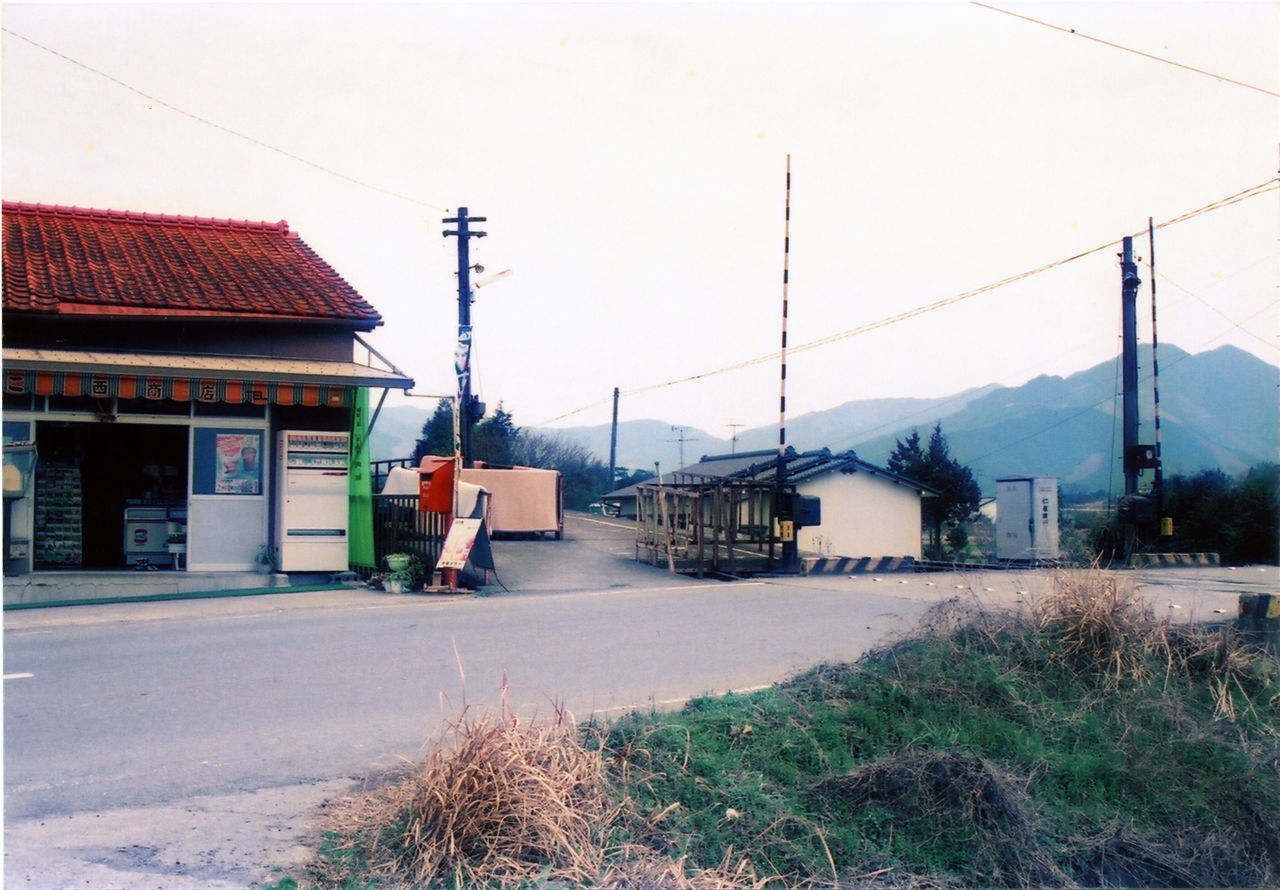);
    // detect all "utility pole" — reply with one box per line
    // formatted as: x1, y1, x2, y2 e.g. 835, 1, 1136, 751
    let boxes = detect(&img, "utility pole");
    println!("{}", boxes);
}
669, 425, 696, 468
609, 387, 620, 489
443, 207, 486, 468
1118, 234, 1160, 561
727, 423, 745, 454
1120, 235, 1141, 500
